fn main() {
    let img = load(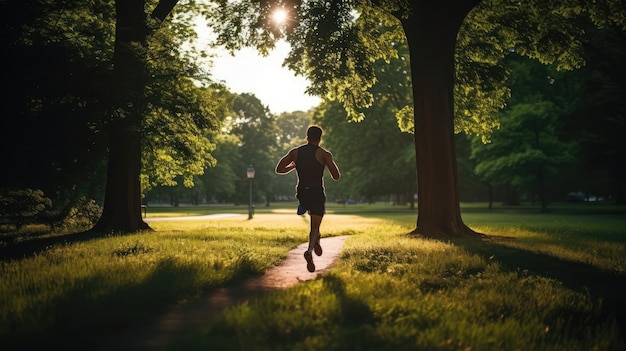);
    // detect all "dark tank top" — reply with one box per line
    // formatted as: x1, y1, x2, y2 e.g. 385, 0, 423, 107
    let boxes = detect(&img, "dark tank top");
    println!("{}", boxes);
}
295, 144, 324, 189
